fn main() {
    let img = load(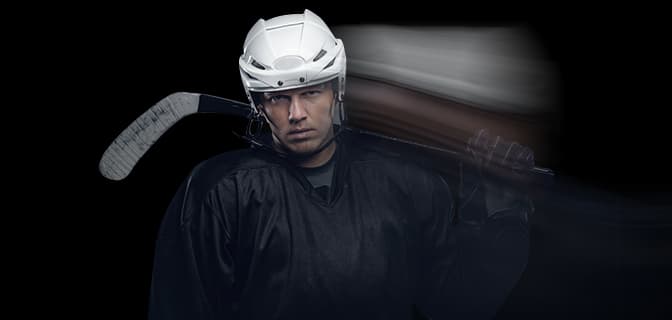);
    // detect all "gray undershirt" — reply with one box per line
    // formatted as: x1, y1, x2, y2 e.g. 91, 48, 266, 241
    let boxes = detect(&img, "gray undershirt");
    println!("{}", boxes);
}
299, 155, 336, 200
